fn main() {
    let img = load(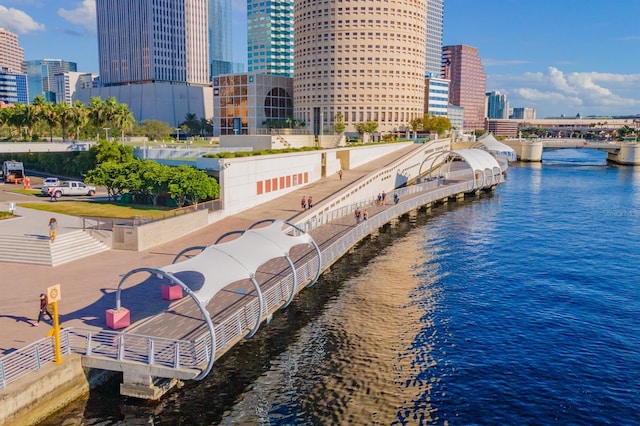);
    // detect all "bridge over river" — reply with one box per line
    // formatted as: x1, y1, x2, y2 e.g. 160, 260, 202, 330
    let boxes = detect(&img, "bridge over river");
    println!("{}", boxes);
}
502, 138, 640, 164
